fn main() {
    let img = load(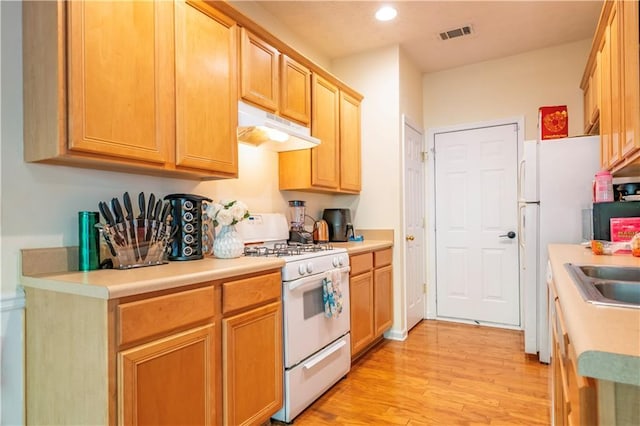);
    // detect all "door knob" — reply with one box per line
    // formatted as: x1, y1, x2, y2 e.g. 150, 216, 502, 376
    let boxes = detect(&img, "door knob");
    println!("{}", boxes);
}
406, 235, 415, 241
499, 231, 516, 239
